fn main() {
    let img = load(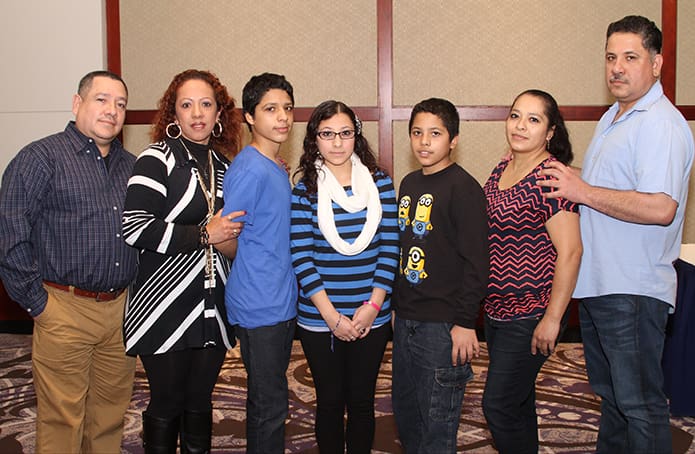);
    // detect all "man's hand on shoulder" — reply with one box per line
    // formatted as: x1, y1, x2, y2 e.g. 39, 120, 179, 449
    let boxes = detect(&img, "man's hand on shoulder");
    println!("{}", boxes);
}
537, 161, 587, 203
